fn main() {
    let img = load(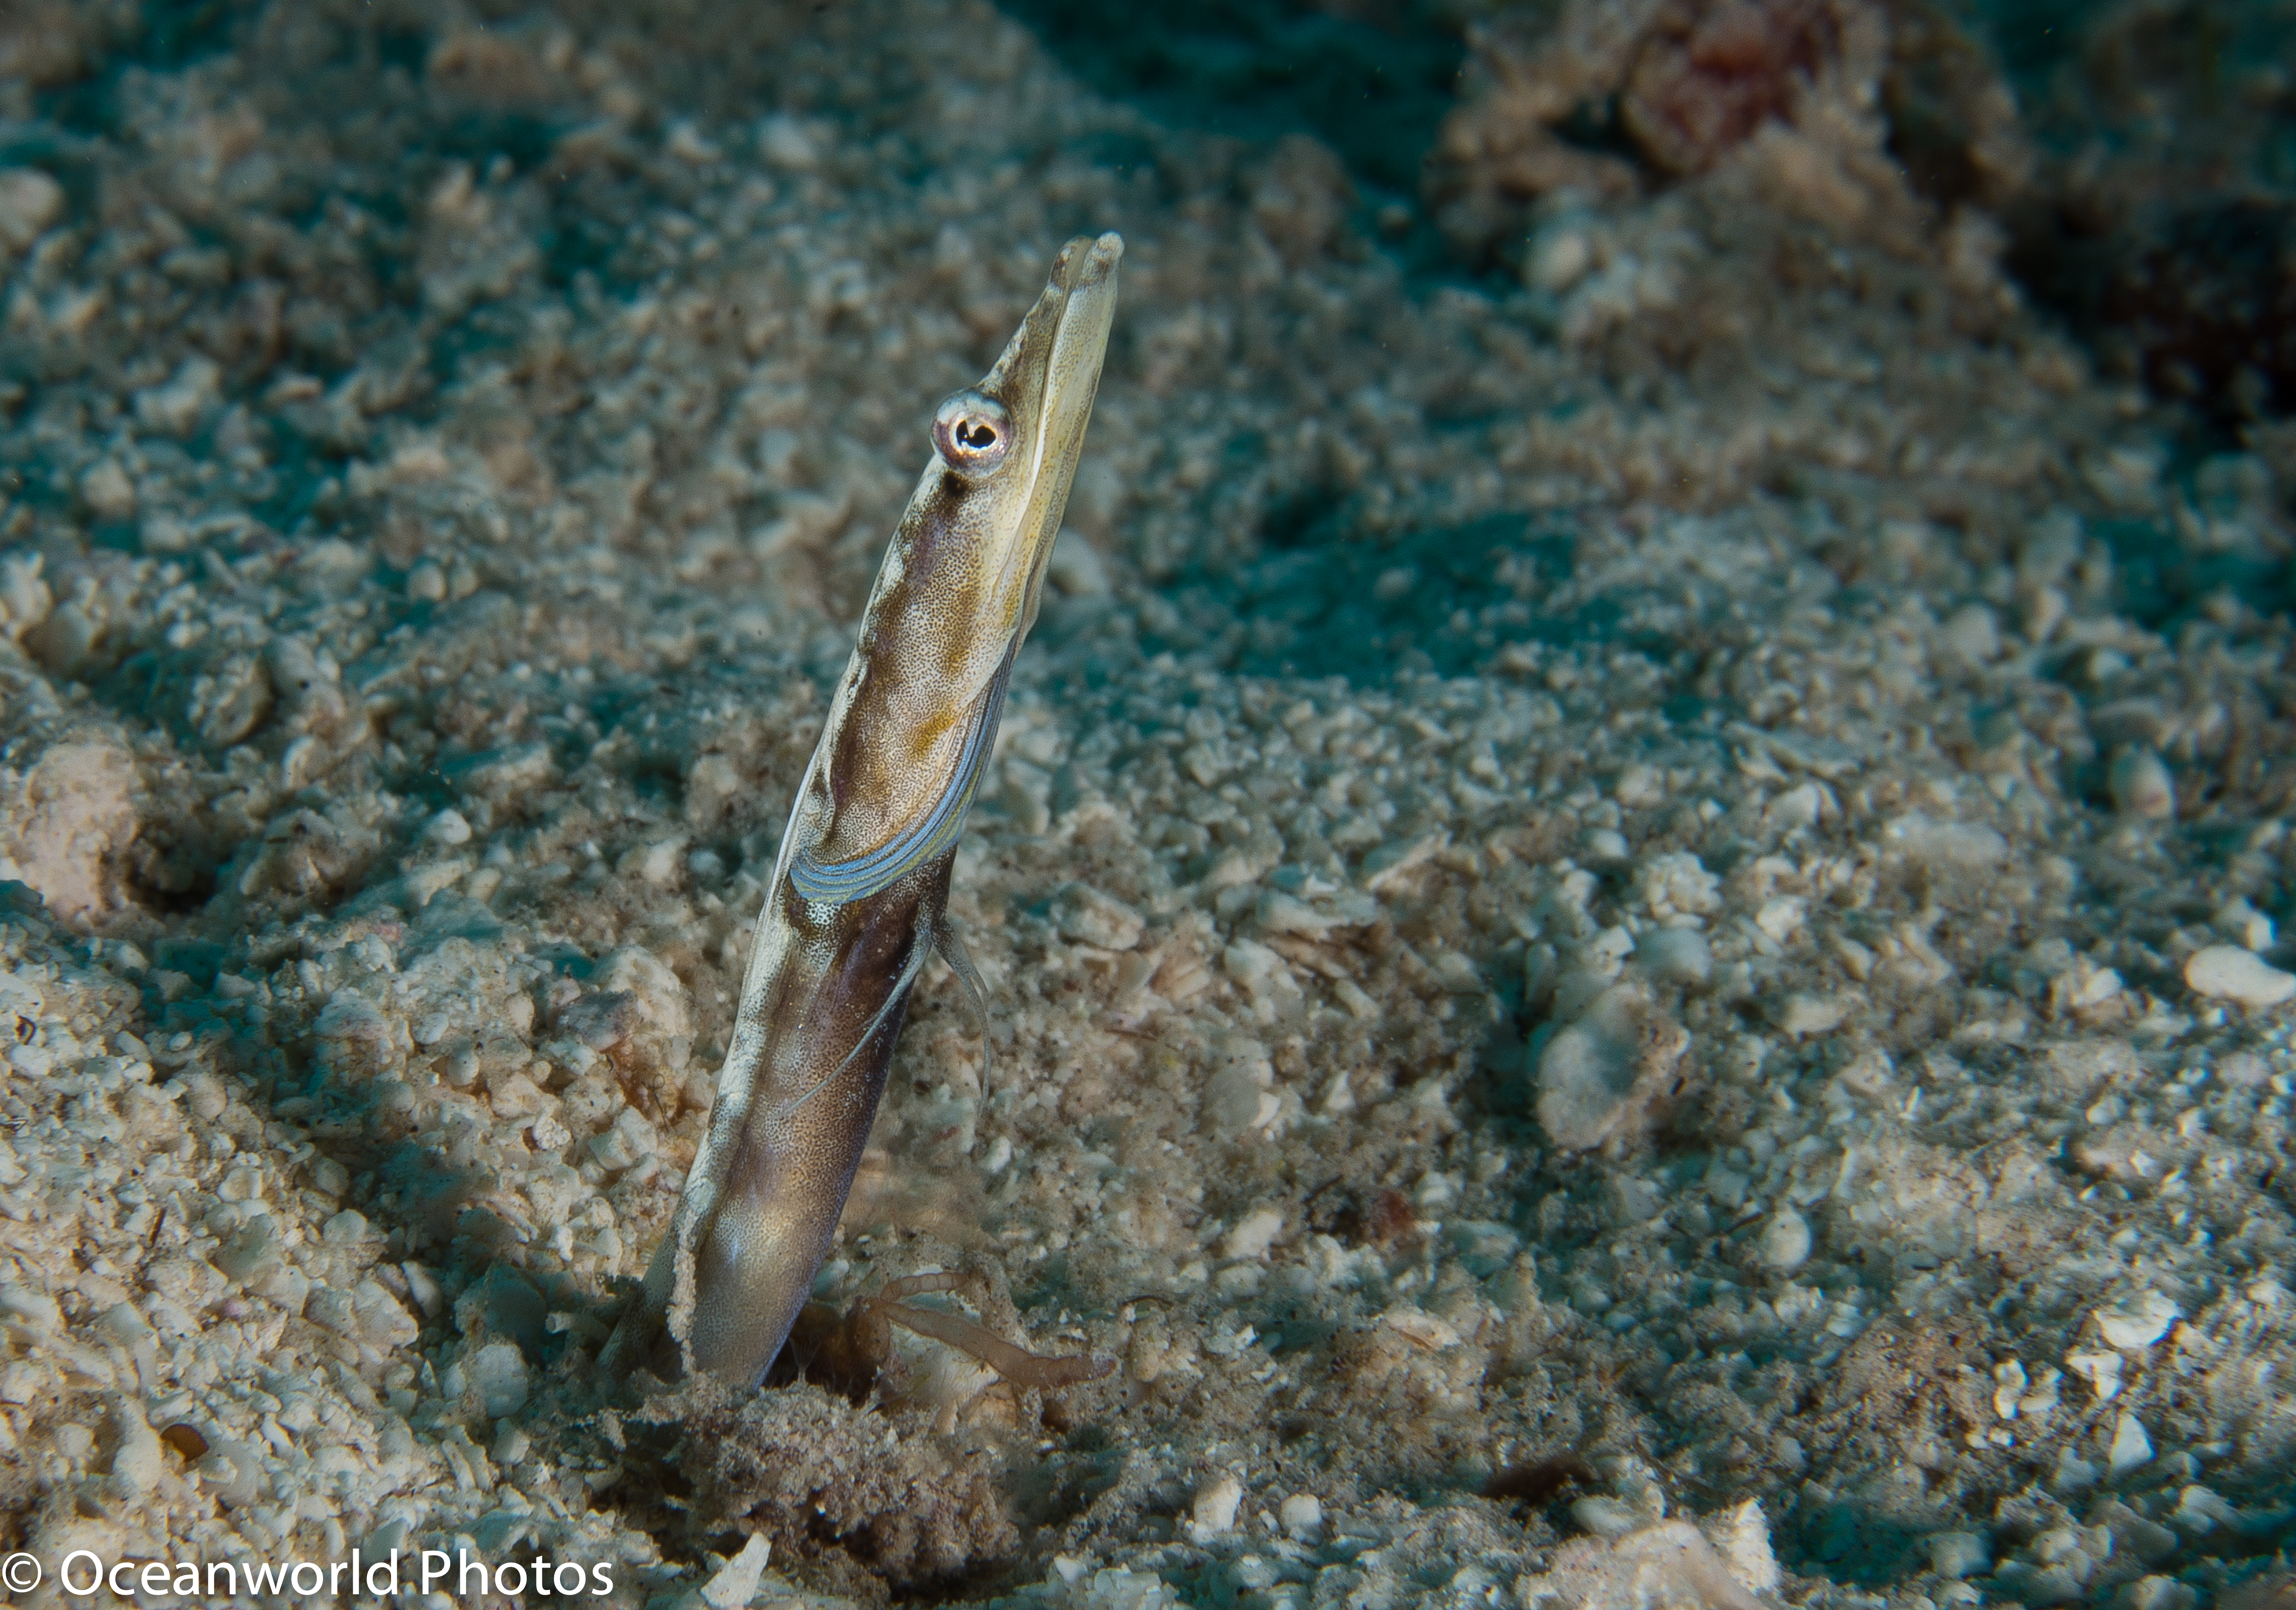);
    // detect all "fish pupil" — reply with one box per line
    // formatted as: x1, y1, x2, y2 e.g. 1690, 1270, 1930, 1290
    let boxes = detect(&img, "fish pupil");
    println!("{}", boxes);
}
957, 420, 997, 449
